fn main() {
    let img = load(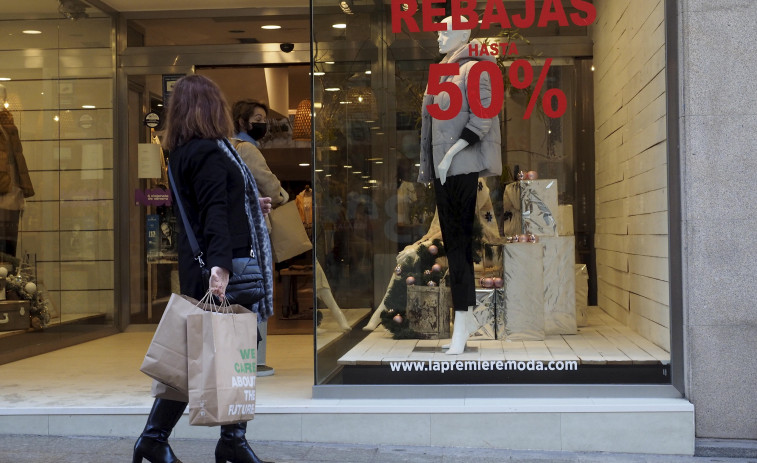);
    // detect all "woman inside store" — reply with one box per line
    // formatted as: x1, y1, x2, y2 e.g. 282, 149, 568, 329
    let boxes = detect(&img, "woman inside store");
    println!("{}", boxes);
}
132, 74, 274, 463
231, 99, 289, 207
